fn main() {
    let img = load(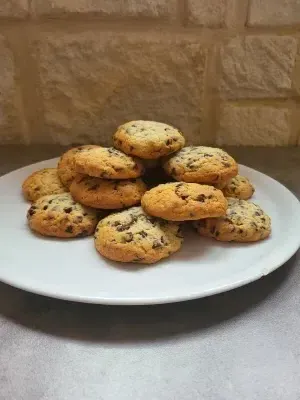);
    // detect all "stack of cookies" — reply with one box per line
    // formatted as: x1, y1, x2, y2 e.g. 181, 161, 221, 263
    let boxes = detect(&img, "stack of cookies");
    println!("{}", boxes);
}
22, 120, 271, 265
